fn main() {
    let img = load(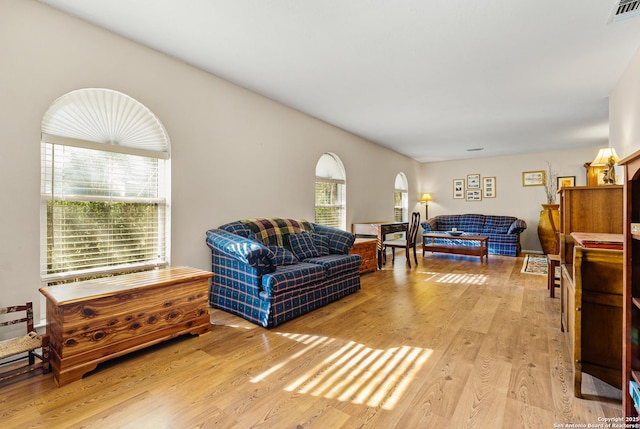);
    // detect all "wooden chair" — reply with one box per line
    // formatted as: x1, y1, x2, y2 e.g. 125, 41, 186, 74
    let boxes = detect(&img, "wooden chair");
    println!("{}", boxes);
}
383, 211, 421, 268
0, 302, 50, 382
